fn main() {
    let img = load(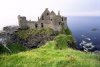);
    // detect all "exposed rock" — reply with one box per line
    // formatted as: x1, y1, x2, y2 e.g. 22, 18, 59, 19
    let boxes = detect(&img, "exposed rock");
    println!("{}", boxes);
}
10, 29, 58, 48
